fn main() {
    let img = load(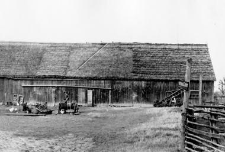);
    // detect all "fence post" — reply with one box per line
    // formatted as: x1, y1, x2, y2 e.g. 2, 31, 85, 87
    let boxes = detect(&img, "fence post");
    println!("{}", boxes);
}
109, 90, 111, 105
210, 113, 218, 144
209, 100, 218, 144
181, 58, 192, 151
